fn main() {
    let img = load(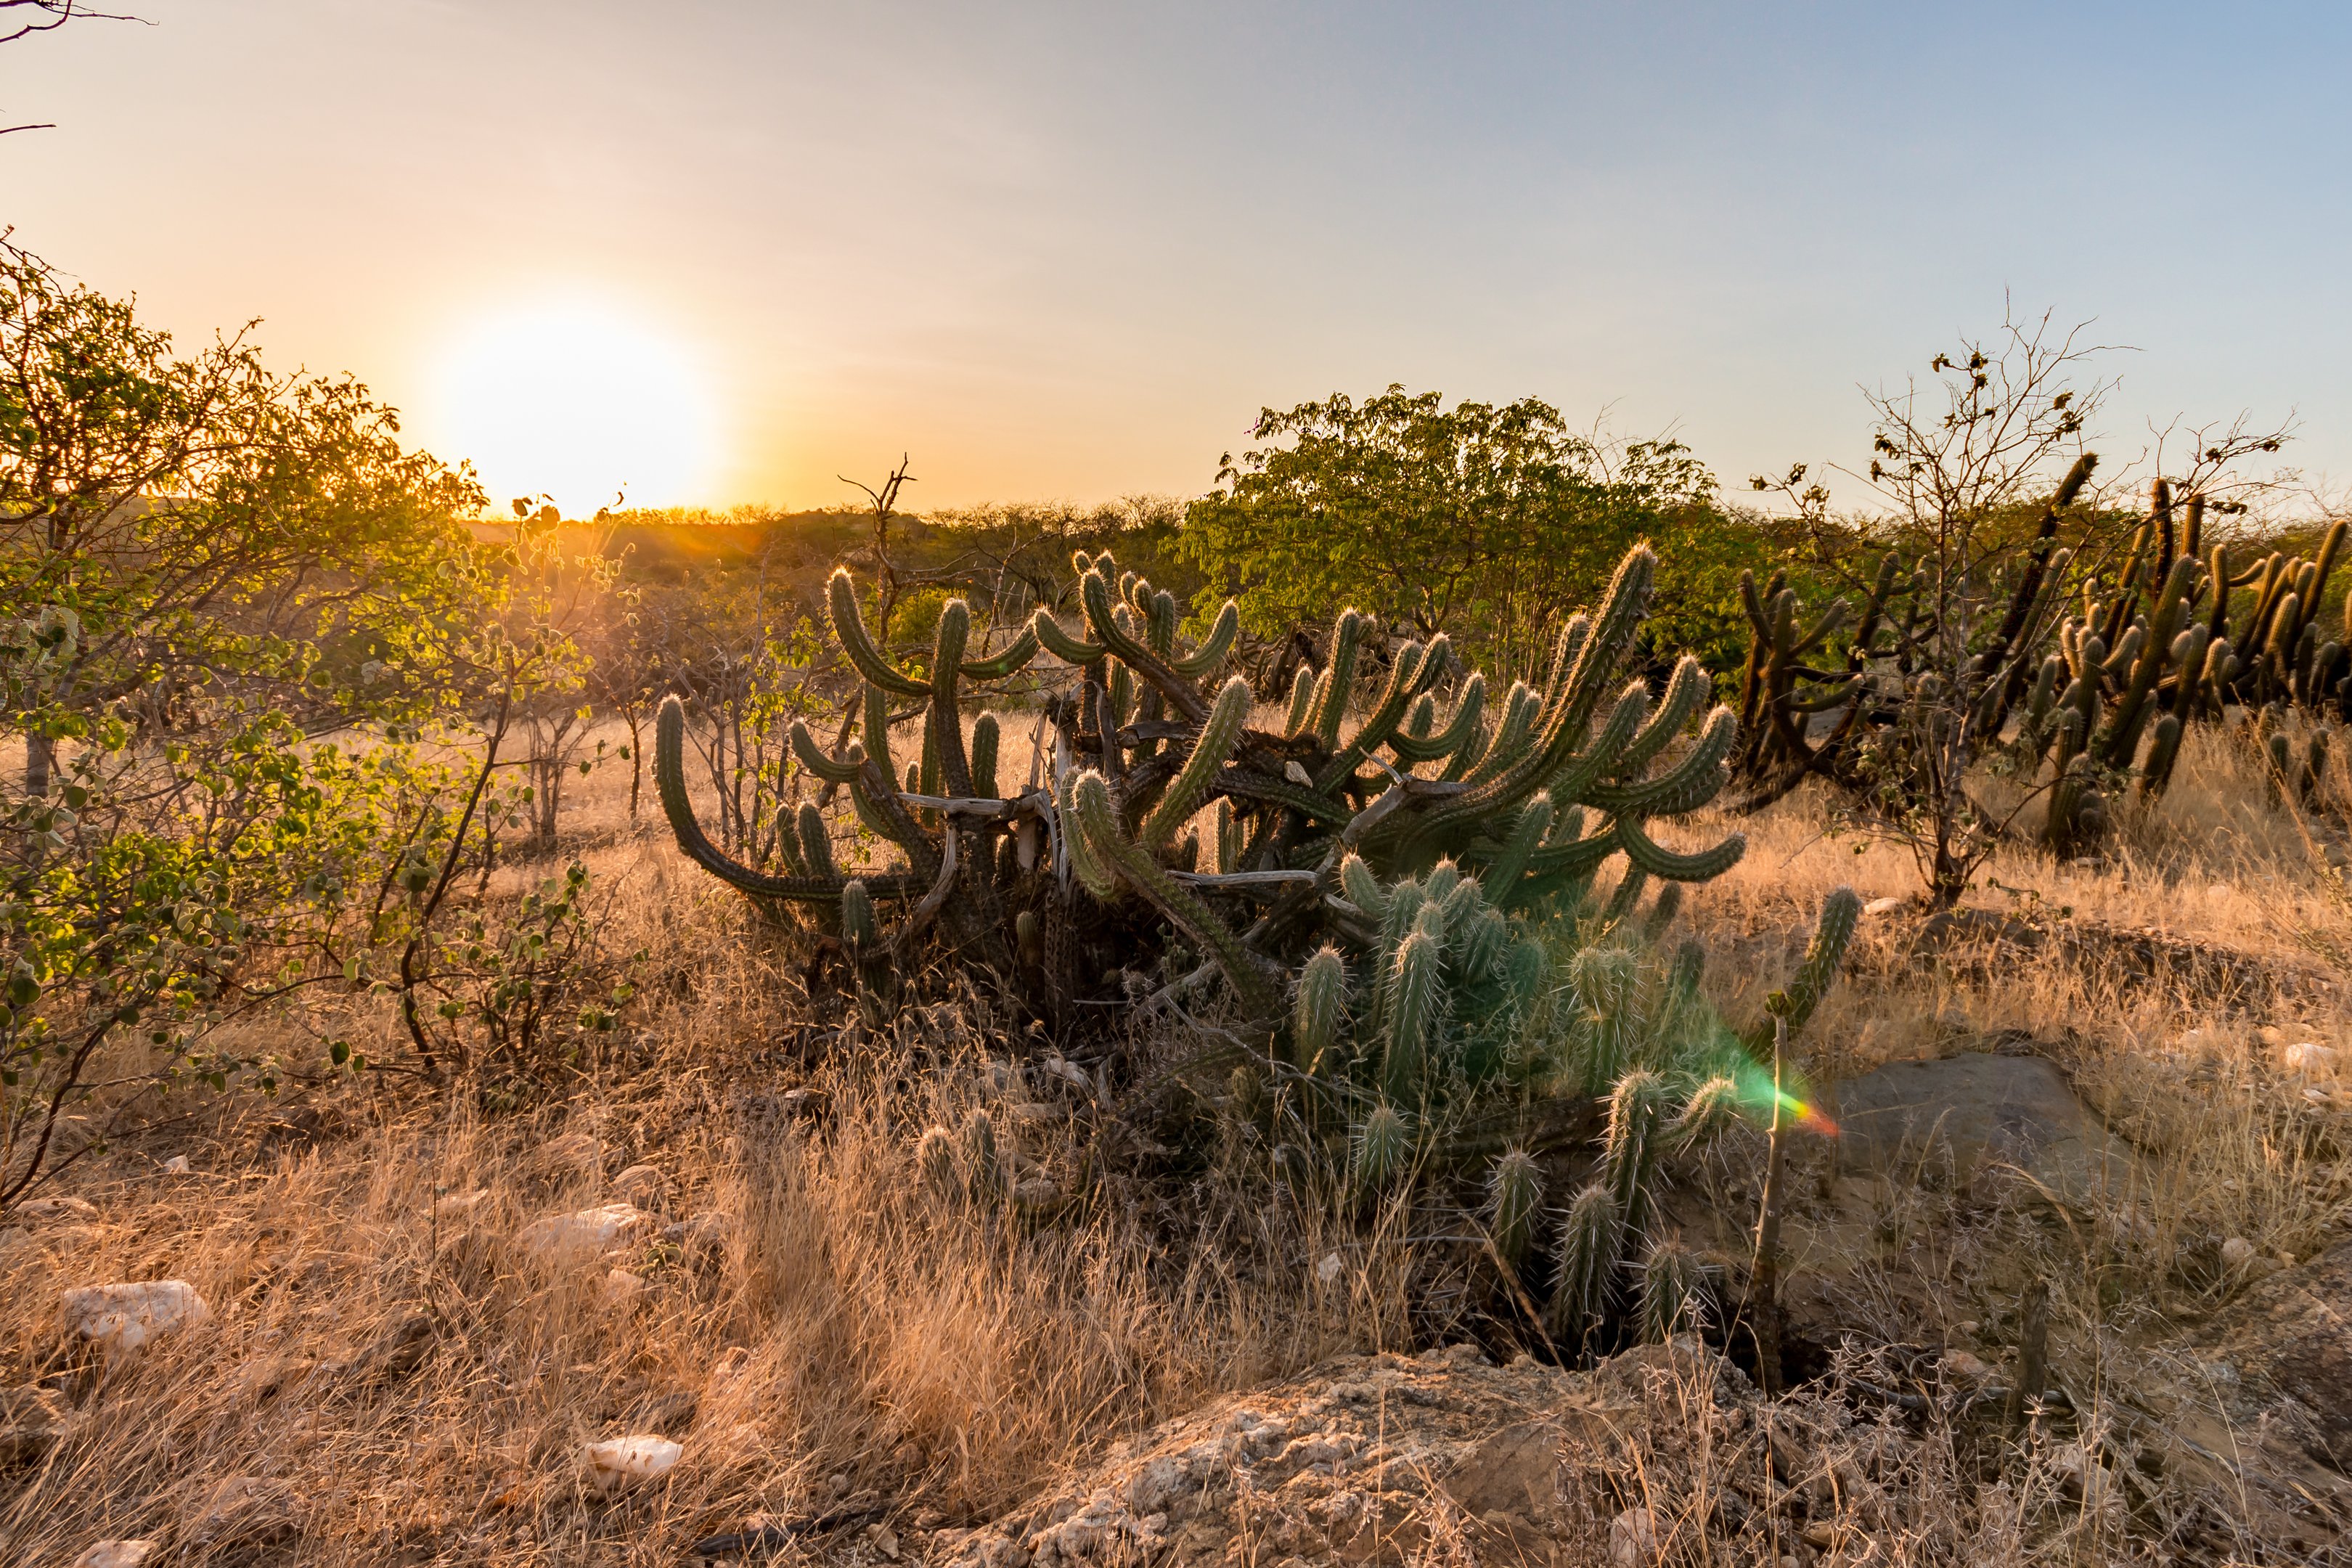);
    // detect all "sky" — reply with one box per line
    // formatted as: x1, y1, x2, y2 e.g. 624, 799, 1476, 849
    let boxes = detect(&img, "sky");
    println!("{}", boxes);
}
4, 1, 2350, 515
